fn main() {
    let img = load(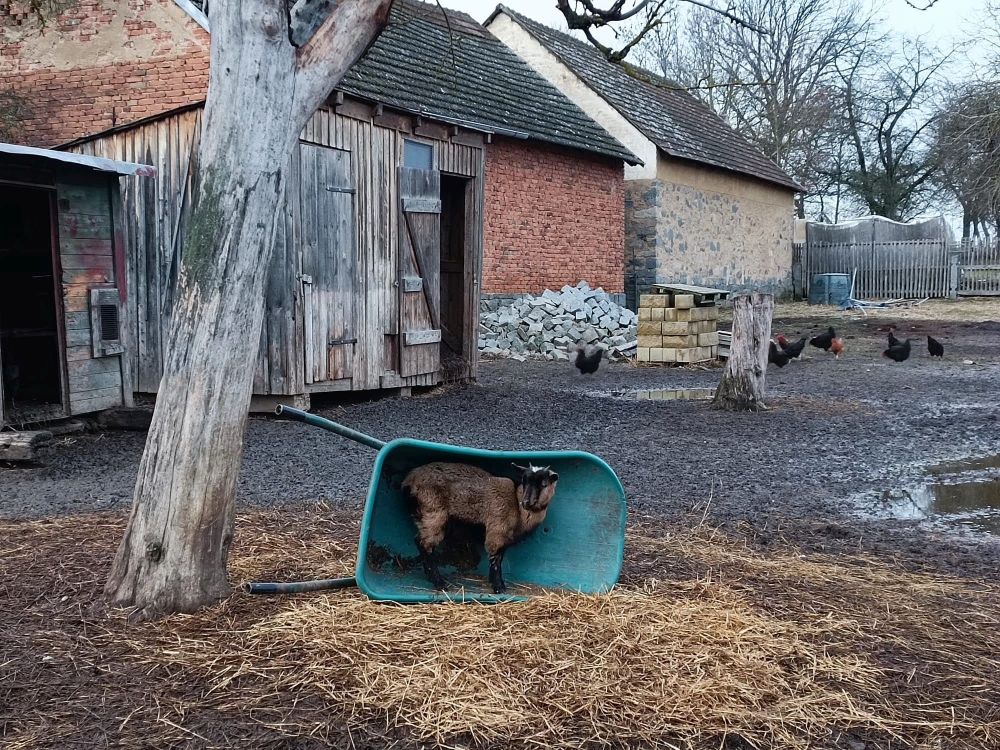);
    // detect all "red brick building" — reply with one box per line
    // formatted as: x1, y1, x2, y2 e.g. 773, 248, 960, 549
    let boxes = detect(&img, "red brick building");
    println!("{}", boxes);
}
0, 0, 208, 147
1, 0, 634, 302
